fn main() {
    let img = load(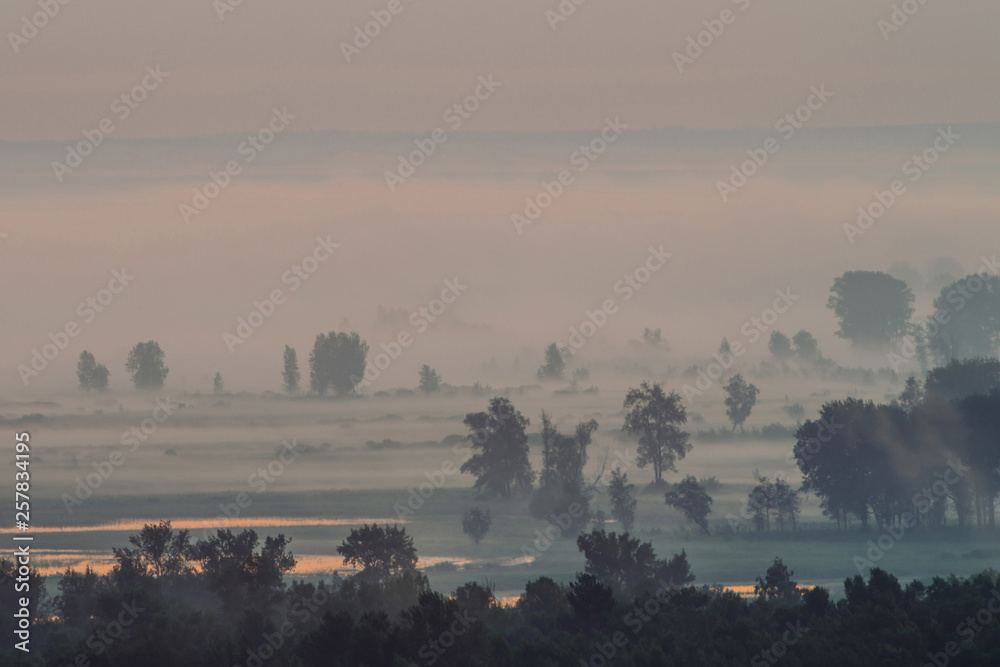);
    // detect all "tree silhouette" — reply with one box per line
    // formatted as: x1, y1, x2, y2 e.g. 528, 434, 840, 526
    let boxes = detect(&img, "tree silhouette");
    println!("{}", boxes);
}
754, 557, 800, 603
576, 530, 693, 596
460, 397, 534, 498
724, 373, 759, 431
828, 271, 915, 349
112, 520, 193, 582
283, 345, 300, 394
924, 357, 1000, 400
309, 331, 368, 395
125, 341, 168, 389
418, 364, 441, 393
190, 529, 295, 610
792, 330, 820, 361
607, 468, 637, 533
530, 412, 598, 522
663, 476, 713, 534
928, 273, 1000, 363
76, 350, 109, 391
567, 573, 614, 627
898, 376, 924, 413
461, 508, 492, 544
768, 331, 792, 358
793, 399, 909, 530
537, 343, 565, 380
337, 524, 417, 584
622, 382, 691, 486
719, 337, 732, 356
747, 474, 800, 532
